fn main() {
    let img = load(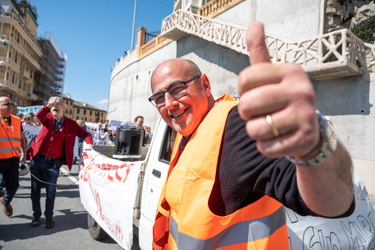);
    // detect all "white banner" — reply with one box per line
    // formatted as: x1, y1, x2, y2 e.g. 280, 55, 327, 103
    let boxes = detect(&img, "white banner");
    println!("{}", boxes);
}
287, 171, 375, 249
22, 125, 42, 150
17, 105, 43, 115
79, 144, 142, 250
